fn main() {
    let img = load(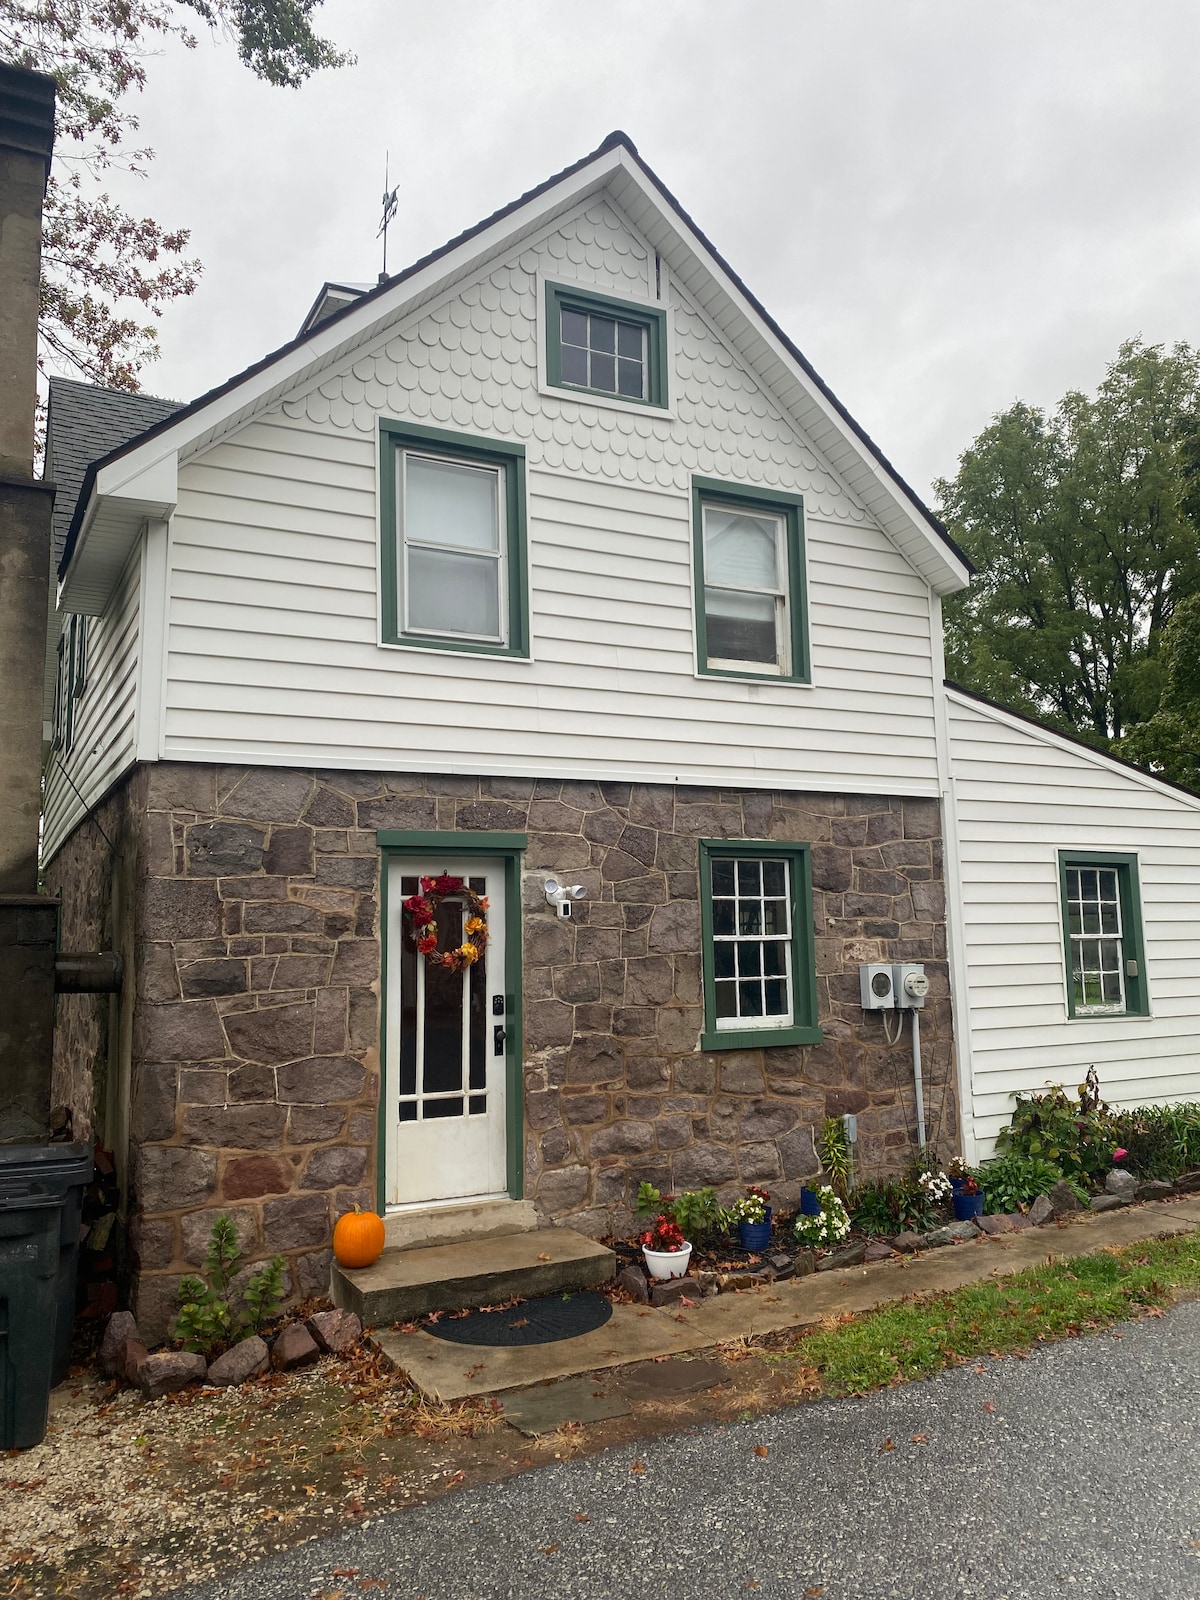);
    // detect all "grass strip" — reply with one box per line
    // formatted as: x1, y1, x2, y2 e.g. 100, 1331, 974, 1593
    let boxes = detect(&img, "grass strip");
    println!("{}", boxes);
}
782, 1231, 1200, 1396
